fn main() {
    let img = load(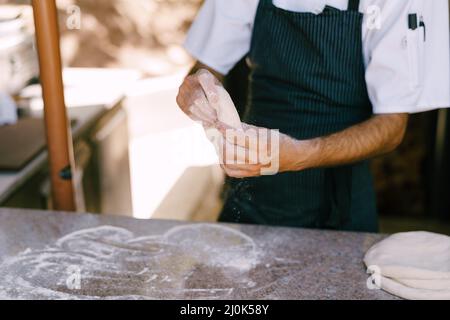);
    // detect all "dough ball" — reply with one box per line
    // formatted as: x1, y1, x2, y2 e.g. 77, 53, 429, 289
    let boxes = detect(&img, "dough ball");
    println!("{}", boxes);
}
364, 231, 450, 280
215, 85, 242, 129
